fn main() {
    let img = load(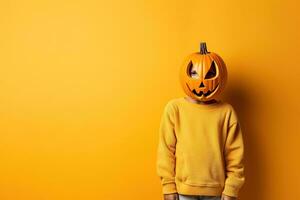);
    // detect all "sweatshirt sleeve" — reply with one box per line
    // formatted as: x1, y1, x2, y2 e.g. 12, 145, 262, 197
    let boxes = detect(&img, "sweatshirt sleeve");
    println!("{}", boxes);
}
156, 102, 177, 194
222, 121, 245, 198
